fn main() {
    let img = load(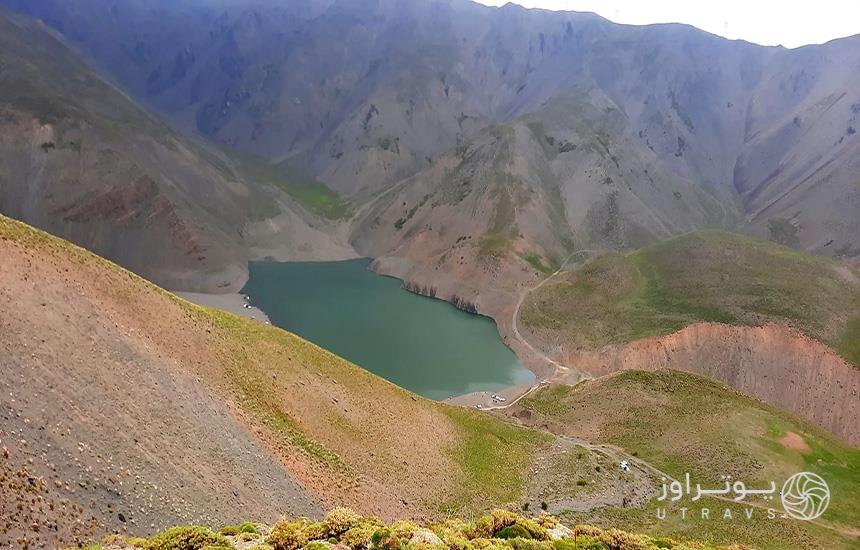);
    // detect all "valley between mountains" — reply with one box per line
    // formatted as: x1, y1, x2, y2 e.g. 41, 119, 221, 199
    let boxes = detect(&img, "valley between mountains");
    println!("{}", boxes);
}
0, 1, 859, 549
